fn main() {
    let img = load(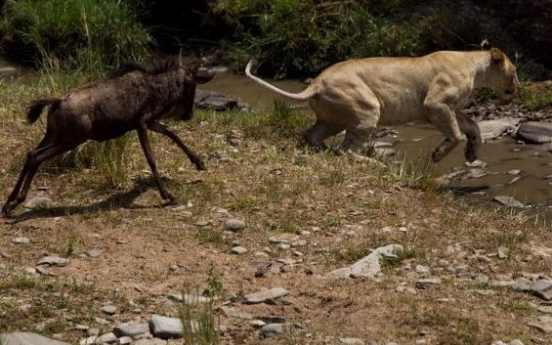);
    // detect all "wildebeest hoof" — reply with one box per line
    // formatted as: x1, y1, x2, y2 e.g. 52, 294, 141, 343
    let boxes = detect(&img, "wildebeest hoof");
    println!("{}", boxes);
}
195, 161, 207, 171
2, 201, 17, 217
